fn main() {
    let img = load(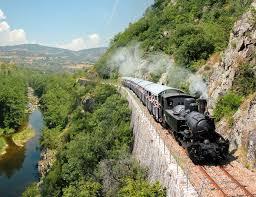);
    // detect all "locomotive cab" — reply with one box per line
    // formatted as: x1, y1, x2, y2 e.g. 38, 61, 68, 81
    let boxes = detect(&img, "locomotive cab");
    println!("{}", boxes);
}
161, 93, 194, 131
